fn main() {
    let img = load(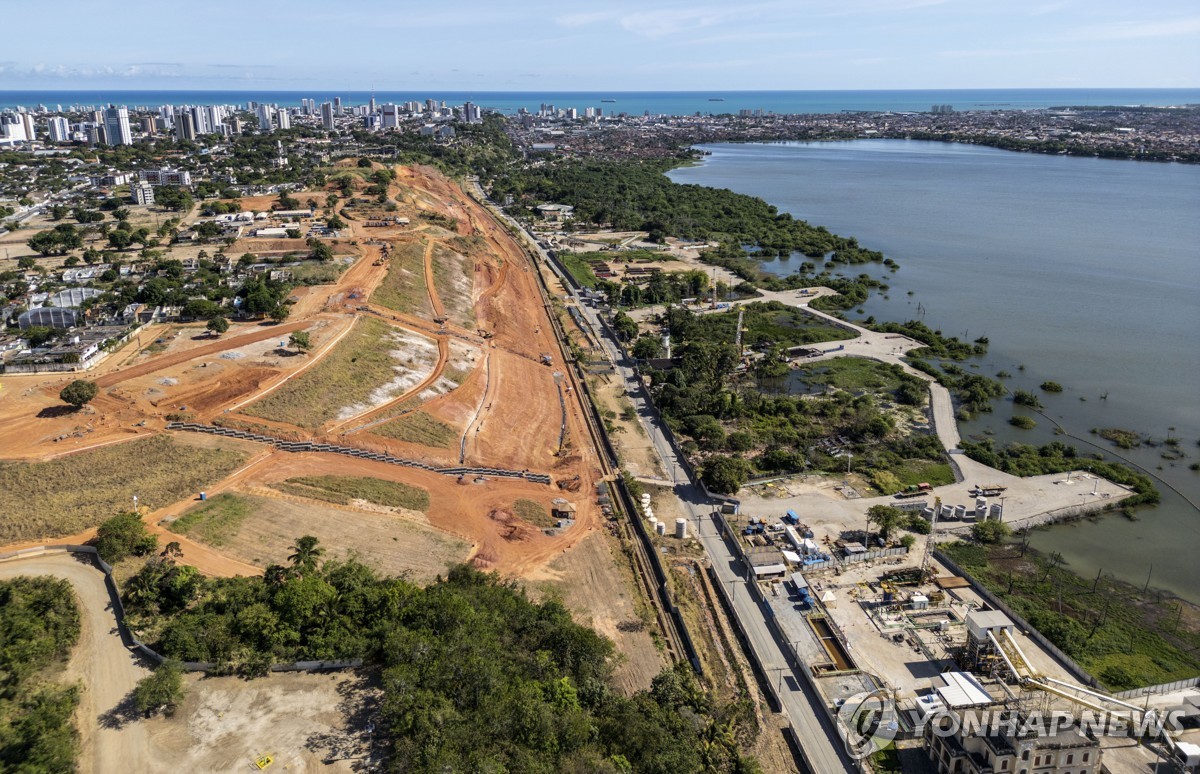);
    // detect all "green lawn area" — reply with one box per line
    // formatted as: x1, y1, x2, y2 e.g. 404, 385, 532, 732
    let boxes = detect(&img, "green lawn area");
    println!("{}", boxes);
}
374, 411, 457, 448
794, 358, 909, 393
370, 242, 432, 315
889, 460, 955, 488
696, 302, 855, 349
271, 475, 430, 512
242, 316, 404, 428
168, 493, 255, 547
0, 435, 247, 544
560, 253, 599, 288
